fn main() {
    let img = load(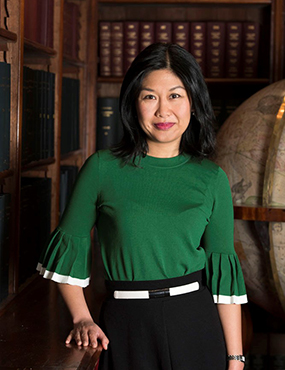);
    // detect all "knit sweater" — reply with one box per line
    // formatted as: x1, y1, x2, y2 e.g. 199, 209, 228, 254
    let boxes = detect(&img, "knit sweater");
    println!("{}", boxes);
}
37, 149, 247, 304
